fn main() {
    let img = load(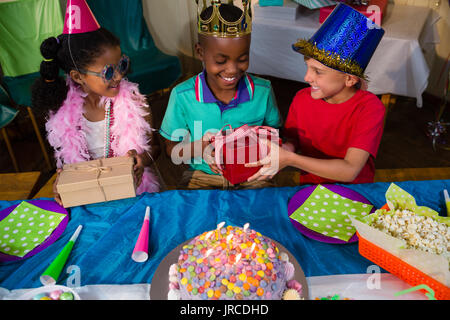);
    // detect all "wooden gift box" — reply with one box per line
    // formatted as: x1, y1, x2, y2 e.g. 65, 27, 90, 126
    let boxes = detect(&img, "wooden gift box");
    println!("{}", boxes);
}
56, 156, 136, 208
